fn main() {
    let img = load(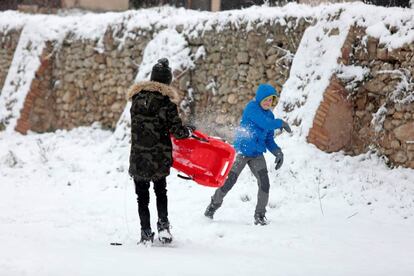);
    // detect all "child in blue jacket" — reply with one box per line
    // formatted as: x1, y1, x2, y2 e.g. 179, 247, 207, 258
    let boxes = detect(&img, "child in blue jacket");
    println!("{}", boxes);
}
204, 83, 291, 225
